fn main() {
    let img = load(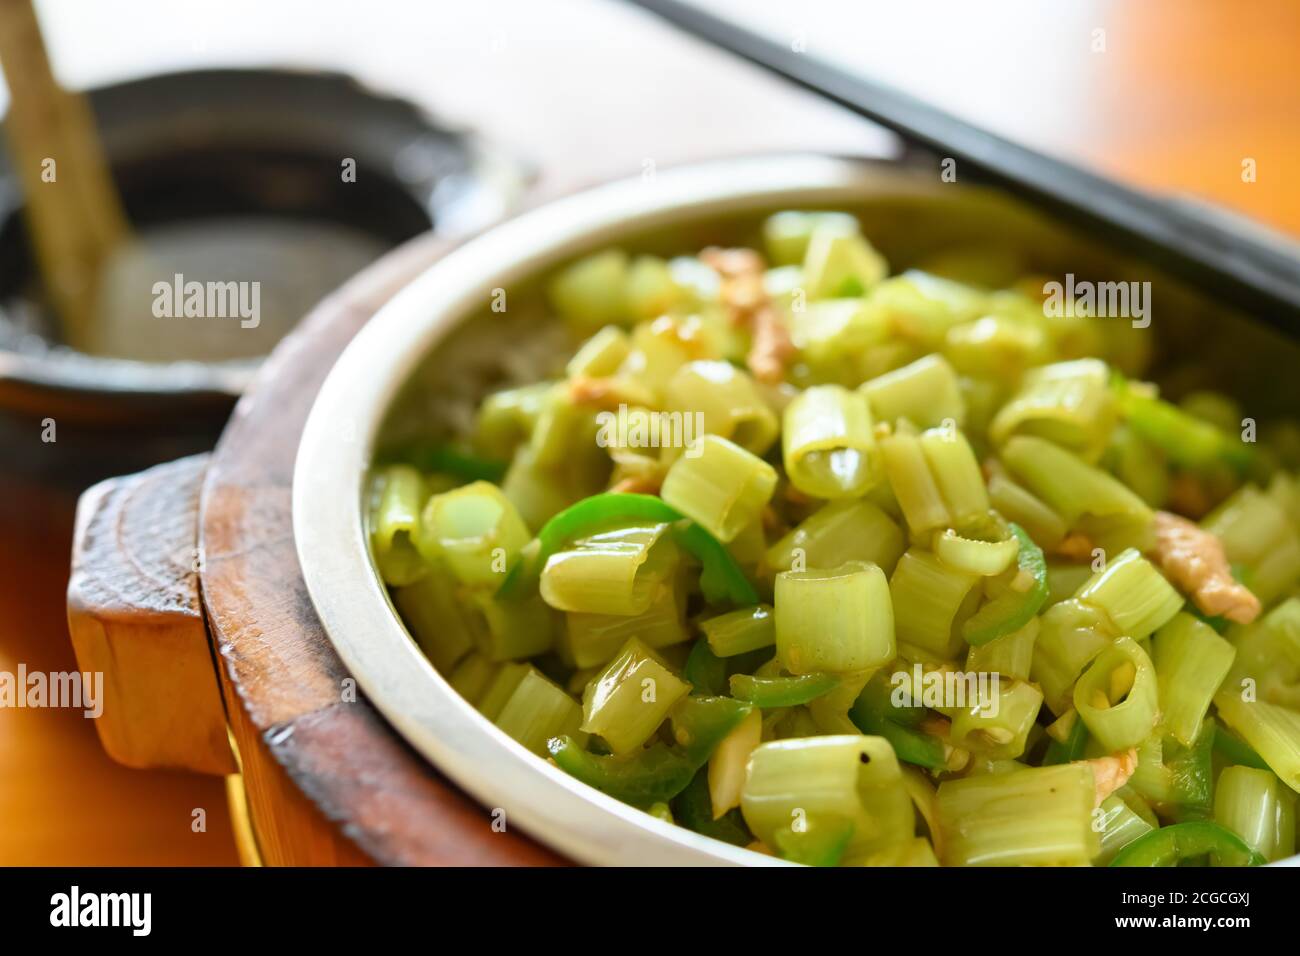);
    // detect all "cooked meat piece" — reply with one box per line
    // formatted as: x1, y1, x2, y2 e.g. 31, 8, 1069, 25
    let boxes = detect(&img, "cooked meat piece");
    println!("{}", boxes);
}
700, 246, 793, 384
1150, 510, 1261, 624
